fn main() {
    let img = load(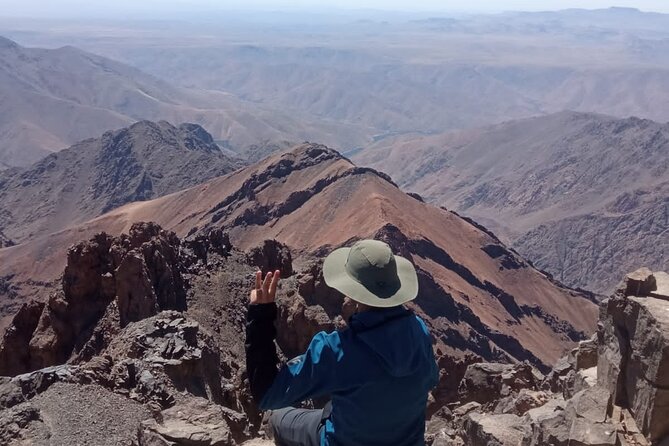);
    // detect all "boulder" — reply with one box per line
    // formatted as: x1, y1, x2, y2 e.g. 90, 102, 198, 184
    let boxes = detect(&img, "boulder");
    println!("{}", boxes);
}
0, 404, 49, 444
464, 412, 526, 446
567, 418, 617, 446
563, 367, 597, 400
275, 295, 334, 359
138, 397, 240, 446
426, 407, 458, 446
103, 311, 223, 405
572, 337, 598, 371
541, 356, 574, 393
522, 398, 569, 446
564, 387, 611, 424
453, 401, 482, 418
458, 362, 536, 405
0, 300, 45, 375
247, 240, 293, 277
10, 365, 80, 401
494, 389, 549, 416
0, 379, 24, 409
618, 268, 656, 298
